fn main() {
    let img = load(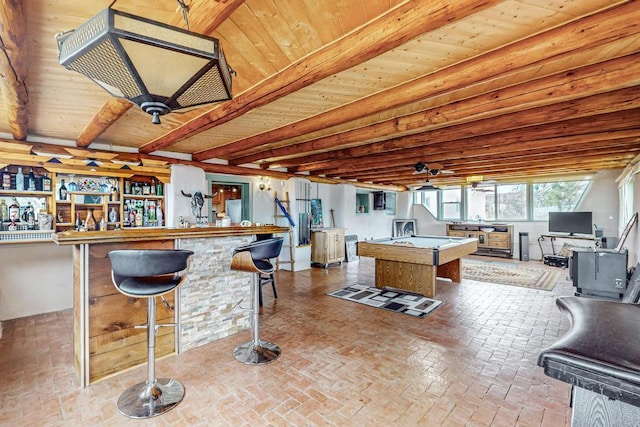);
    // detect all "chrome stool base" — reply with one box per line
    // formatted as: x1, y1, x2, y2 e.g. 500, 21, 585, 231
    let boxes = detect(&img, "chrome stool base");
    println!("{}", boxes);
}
117, 378, 185, 419
233, 340, 281, 365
